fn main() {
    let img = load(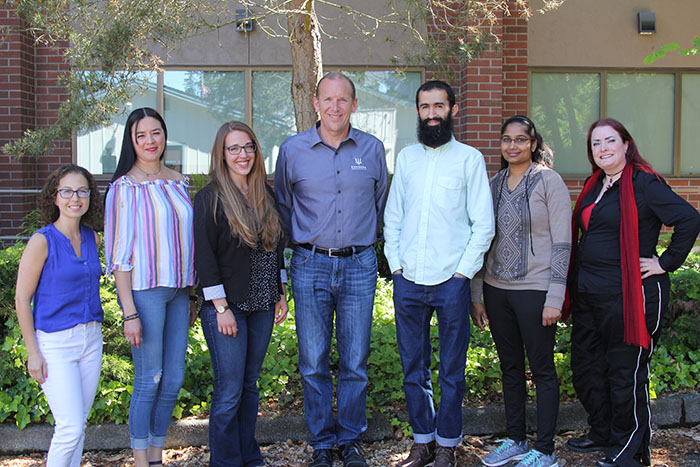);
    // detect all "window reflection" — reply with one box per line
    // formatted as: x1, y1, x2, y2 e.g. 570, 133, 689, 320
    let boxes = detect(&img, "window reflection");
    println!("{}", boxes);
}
530, 72, 600, 174
76, 71, 157, 175
164, 71, 246, 175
